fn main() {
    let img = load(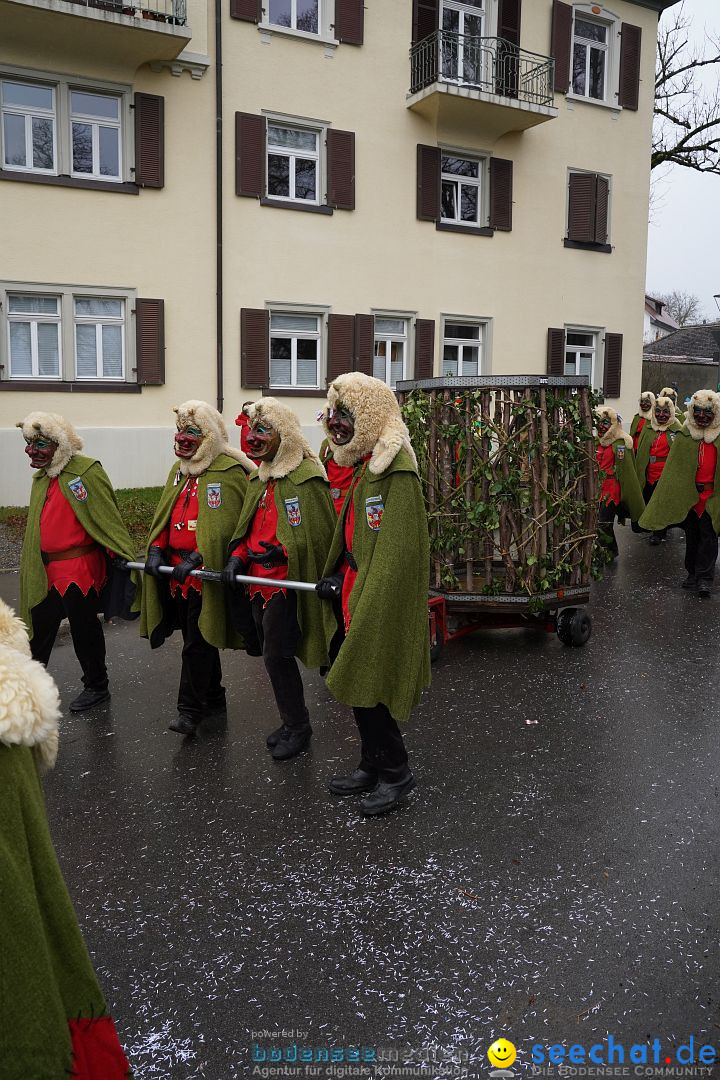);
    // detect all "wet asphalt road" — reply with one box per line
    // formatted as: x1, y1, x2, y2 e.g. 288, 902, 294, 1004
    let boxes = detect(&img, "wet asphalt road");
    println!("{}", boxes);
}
2, 526, 720, 1080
